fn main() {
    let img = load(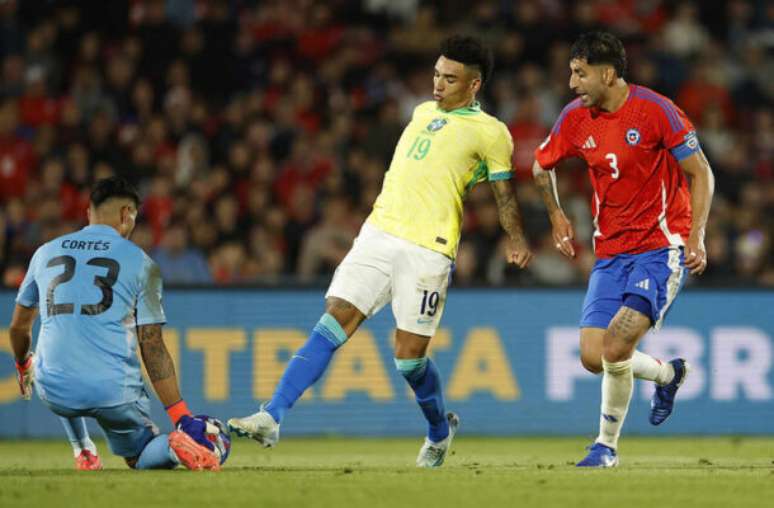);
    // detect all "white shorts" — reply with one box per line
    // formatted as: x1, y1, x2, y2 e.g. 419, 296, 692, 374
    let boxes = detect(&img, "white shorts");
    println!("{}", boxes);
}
326, 223, 453, 336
